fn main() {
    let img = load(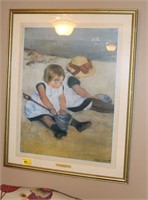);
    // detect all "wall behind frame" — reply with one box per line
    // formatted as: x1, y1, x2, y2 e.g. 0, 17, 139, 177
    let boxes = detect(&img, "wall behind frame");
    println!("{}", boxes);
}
0, 0, 148, 199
